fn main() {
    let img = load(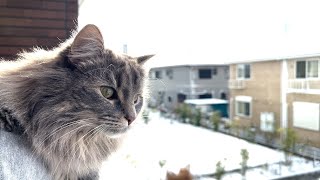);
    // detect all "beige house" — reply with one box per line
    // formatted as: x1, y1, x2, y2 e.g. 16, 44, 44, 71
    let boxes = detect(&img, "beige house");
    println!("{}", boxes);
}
229, 54, 320, 148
